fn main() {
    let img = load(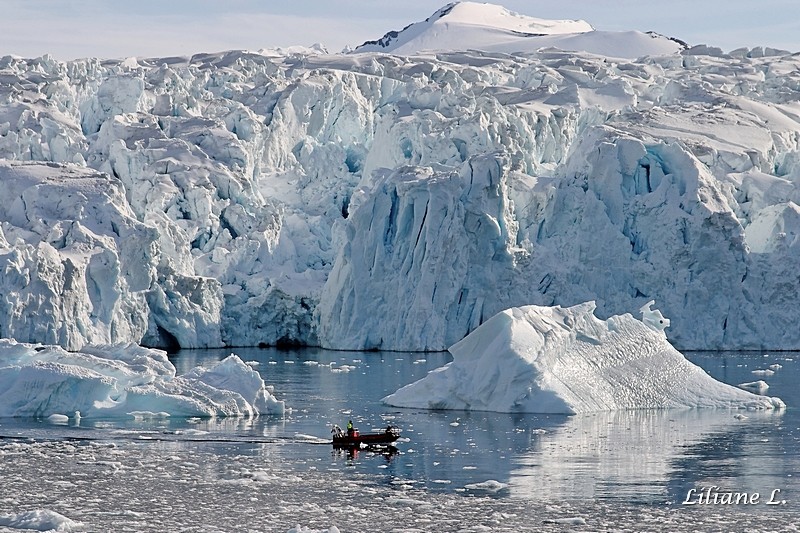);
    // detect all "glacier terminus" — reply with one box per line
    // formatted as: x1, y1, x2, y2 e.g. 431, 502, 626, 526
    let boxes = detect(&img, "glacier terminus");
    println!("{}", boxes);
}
1, 4, 798, 355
